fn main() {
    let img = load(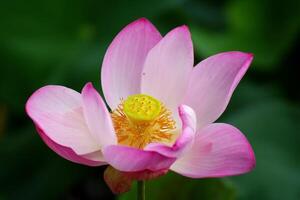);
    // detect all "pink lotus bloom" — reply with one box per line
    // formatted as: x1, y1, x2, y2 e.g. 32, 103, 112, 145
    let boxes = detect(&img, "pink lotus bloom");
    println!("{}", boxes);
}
26, 18, 255, 193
